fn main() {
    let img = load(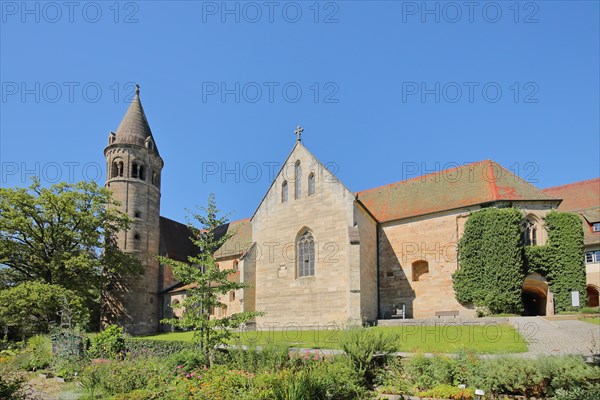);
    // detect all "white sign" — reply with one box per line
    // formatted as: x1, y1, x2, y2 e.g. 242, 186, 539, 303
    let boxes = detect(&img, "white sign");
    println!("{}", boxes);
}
571, 291, 580, 307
